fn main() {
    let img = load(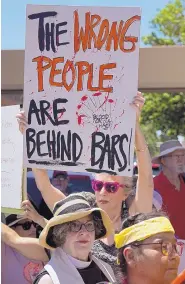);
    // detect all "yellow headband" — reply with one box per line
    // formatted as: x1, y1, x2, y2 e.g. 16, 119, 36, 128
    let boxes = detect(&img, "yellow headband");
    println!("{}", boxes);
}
115, 217, 174, 249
